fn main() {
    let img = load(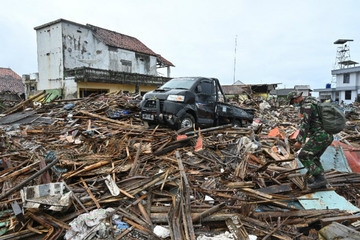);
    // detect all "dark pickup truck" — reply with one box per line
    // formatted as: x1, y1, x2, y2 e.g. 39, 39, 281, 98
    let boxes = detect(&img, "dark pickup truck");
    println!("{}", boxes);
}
140, 77, 254, 129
